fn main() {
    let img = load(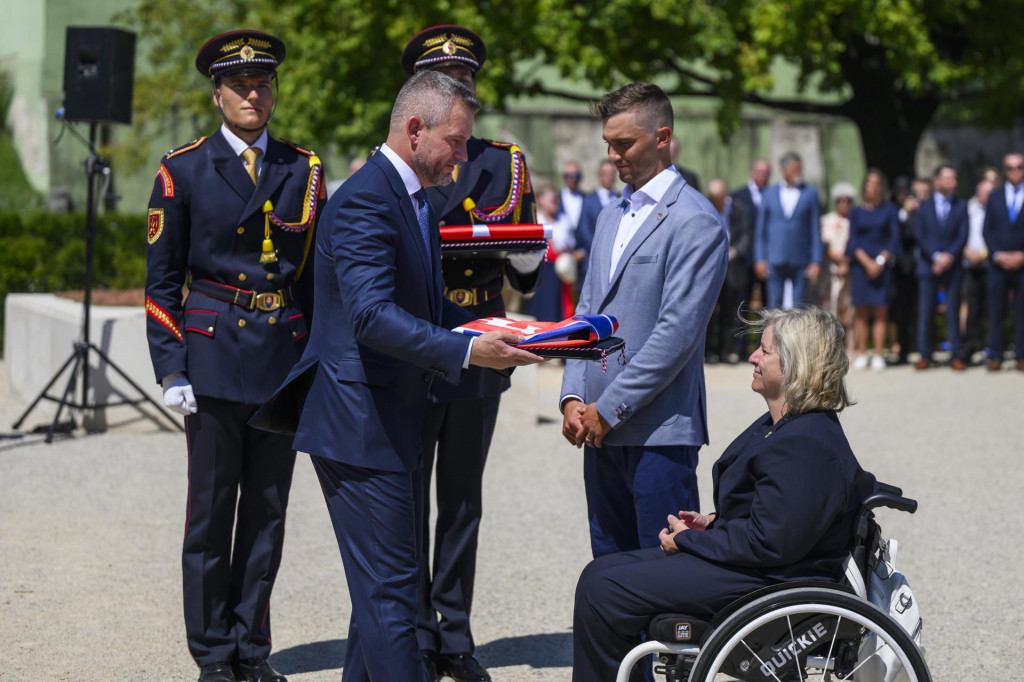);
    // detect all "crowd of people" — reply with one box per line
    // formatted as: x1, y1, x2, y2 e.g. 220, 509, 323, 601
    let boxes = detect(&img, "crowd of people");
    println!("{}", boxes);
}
535, 151, 1024, 373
